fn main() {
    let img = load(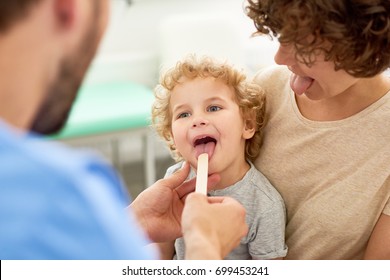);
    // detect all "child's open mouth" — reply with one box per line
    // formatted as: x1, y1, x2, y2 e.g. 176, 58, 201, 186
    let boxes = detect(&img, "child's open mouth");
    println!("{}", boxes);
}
193, 136, 216, 159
